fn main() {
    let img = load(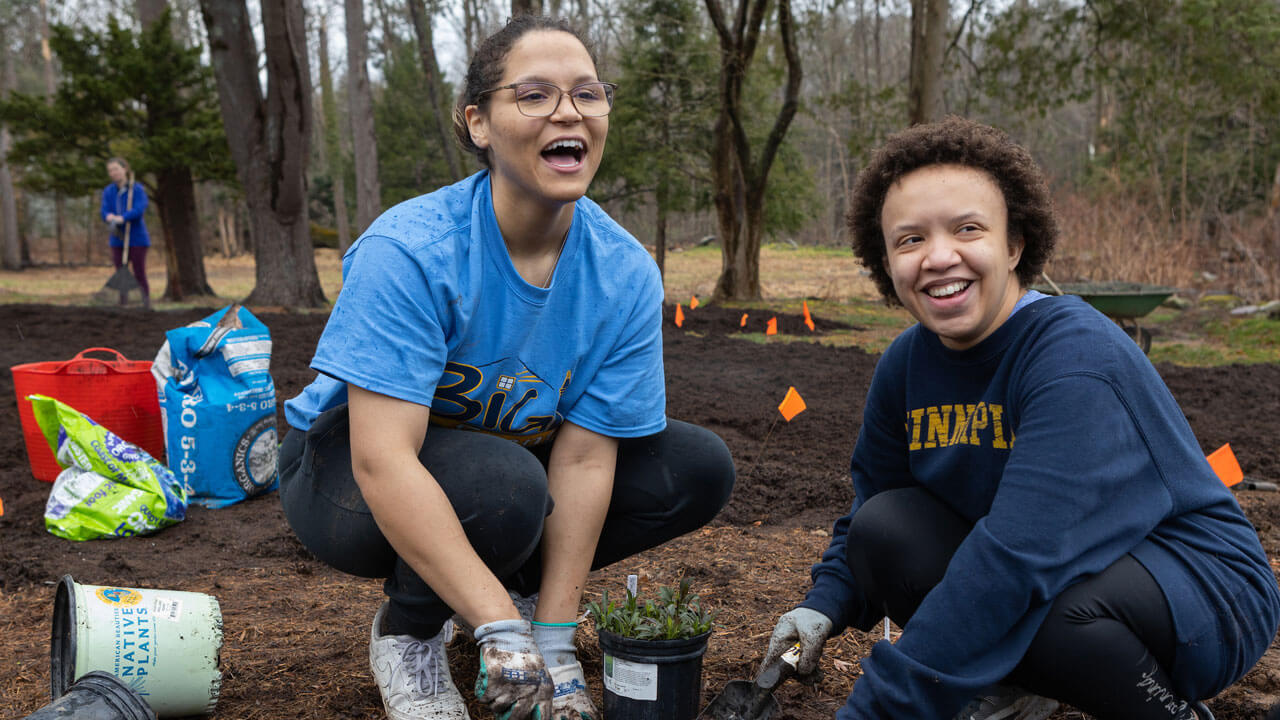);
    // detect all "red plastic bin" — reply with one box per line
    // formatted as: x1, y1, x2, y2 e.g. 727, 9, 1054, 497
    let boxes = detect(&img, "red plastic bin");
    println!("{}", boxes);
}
11, 347, 165, 482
